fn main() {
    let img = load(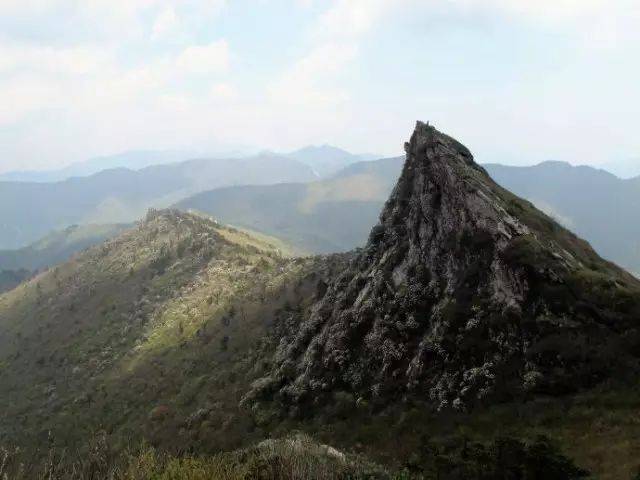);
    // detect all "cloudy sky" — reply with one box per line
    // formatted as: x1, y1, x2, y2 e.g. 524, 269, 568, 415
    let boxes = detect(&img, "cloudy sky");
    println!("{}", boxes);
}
0, 0, 639, 175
